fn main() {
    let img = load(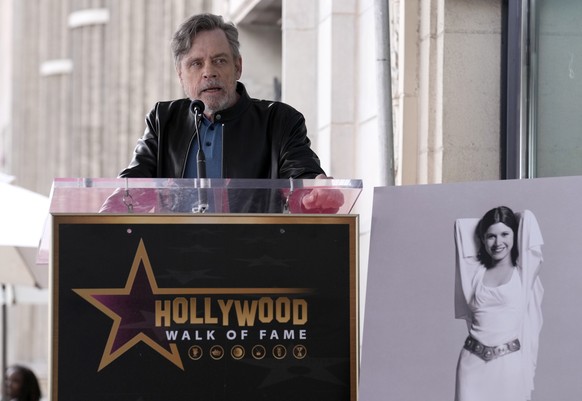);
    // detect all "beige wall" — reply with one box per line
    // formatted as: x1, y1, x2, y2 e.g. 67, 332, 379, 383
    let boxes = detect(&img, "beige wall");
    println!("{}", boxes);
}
441, 0, 503, 182
0, 1, 13, 169
396, 0, 503, 184
238, 24, 282, 101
